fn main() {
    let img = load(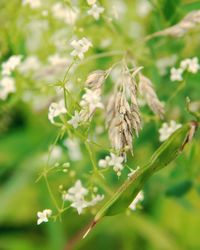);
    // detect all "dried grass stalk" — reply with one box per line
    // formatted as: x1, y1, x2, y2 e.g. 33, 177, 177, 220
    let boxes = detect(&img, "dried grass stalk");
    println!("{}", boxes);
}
106, 68, 141, 155
147, 10, 200, 39
85, 70, 106, 90
139, 74, 164, 118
